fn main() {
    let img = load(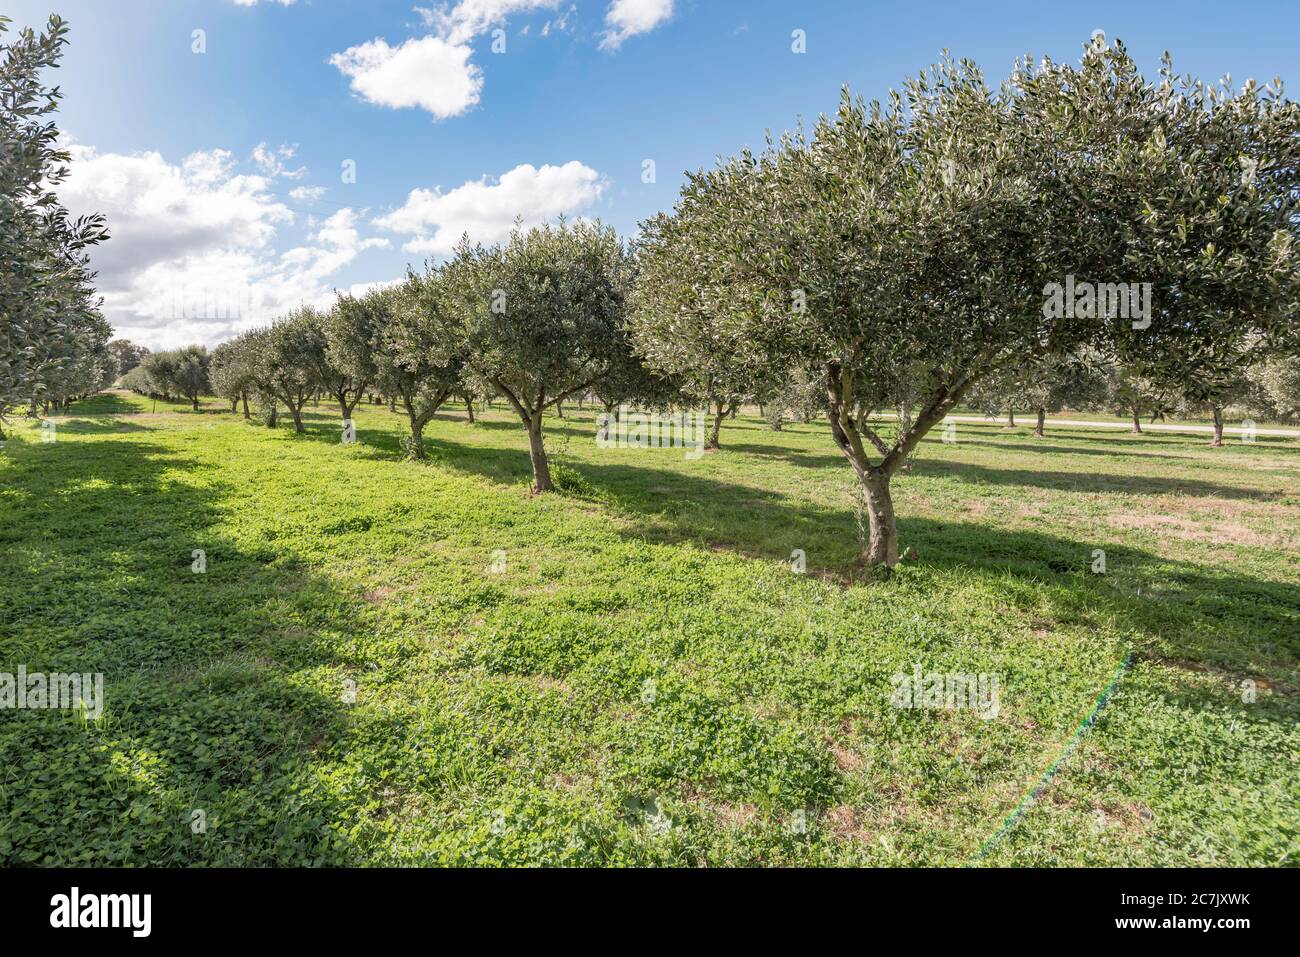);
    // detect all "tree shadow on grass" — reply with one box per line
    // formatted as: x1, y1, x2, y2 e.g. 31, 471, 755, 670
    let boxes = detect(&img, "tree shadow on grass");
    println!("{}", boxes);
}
960, 433, 1300, 459
47, 416, 153, 436
59, 392, 141, 416
421, 431, 1297, 678
722, 442, 844, 467
911, 459, 1290, 501
267, 422, 1300, 701
0, 432, 381, 865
